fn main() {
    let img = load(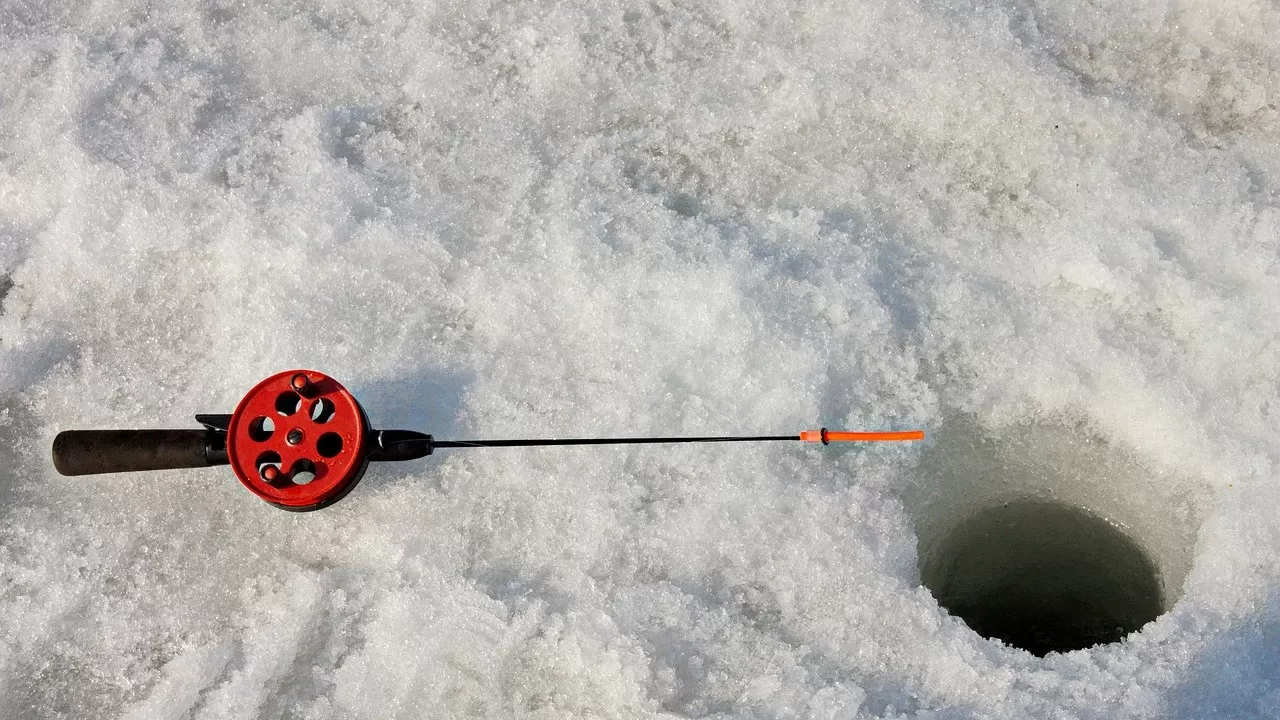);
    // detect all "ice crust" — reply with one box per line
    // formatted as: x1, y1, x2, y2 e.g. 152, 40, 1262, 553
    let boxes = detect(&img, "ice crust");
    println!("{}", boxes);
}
1, 0, 1279, 717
